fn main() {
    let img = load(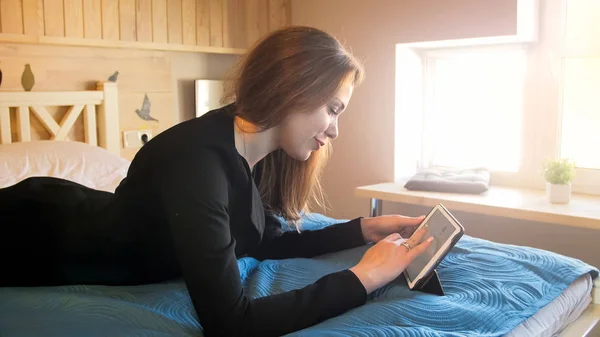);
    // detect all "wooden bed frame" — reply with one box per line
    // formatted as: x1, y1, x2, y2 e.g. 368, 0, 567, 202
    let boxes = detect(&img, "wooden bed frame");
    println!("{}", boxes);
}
0, 81, 598, 336
0, 81, 119, 154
